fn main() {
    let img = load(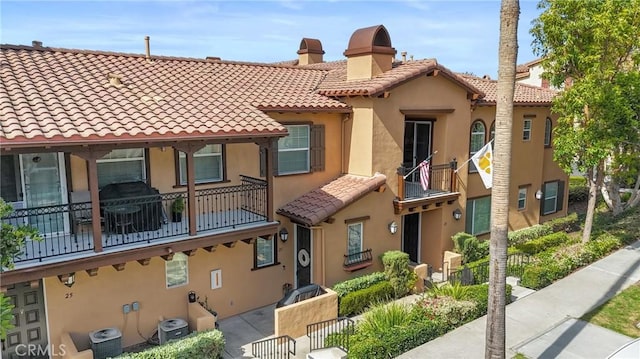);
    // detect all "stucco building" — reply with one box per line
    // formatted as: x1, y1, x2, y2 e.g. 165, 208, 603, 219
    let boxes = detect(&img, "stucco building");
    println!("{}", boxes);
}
0, 25, 567, 356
